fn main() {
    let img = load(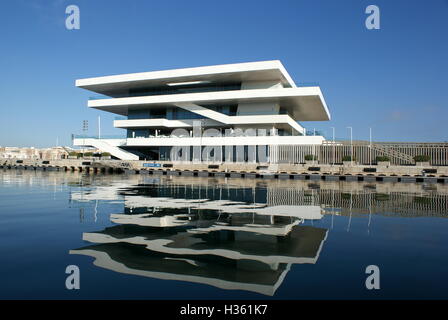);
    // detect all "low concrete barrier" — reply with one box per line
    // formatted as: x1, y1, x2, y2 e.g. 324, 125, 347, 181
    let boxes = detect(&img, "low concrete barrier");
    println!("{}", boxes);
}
3, 158, 448, 184
214, 172, 227, 178
423, 177, 437, 183
198, 171, 209, 177
383, 176, 399, 183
